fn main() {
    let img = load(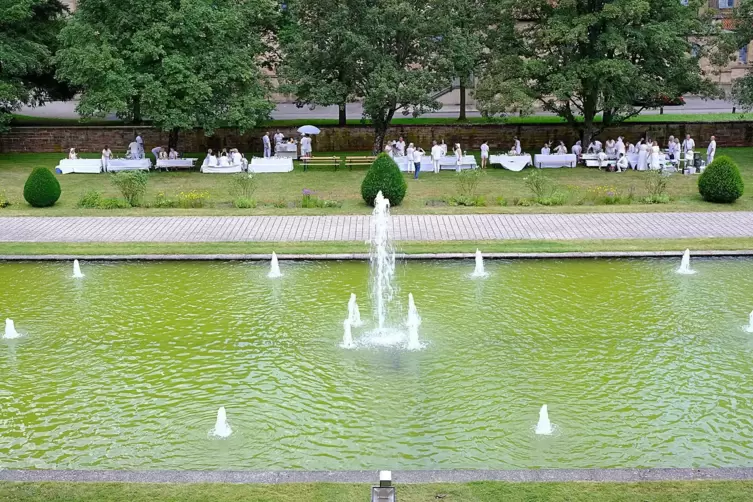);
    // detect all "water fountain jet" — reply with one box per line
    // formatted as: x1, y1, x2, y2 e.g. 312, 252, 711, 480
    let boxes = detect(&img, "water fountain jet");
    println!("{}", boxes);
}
369, 192, 395, 331
535, 404, 553, 435
210, 407, 232, 438
677, 249, 695, 275
268, 252, 282, 279
3, 319, 21, 340
471, 249, 487, 278
72, 259, 84, 278
342, 319, 355, 349
347, 293, 363, 327
746, 310, 753, 333
406, 293, 422, 350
